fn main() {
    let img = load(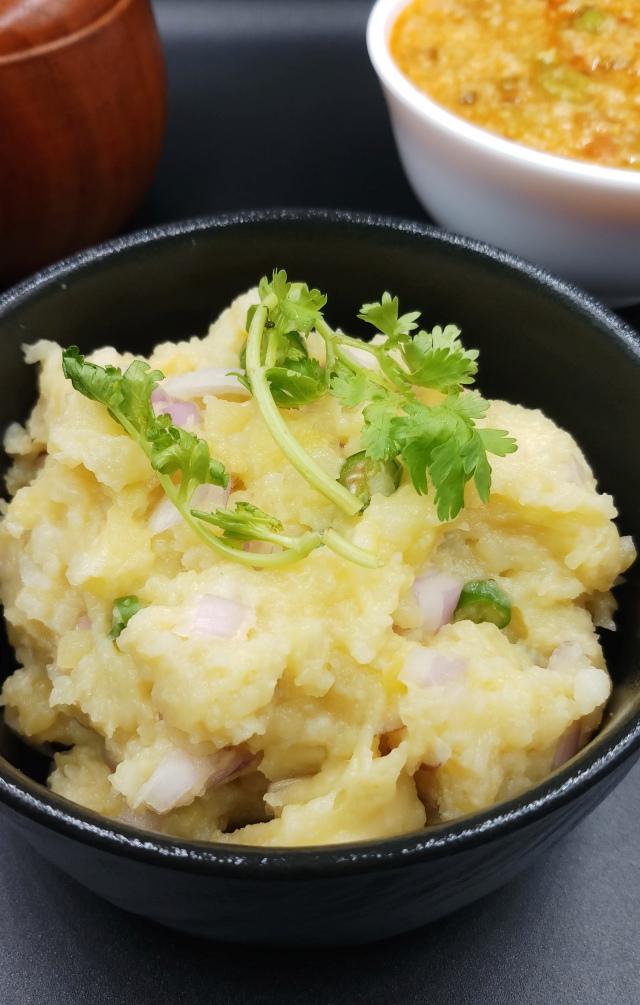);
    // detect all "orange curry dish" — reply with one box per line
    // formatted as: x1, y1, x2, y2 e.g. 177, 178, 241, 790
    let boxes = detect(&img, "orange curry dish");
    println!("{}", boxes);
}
390, 1, 640, 170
